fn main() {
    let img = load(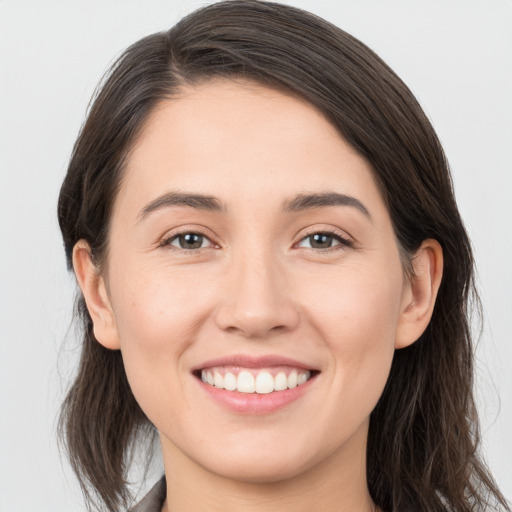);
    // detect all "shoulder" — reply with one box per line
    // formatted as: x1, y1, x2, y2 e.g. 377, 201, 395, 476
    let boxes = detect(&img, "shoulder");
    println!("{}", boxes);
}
129, 477, 166, 512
